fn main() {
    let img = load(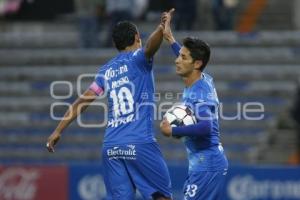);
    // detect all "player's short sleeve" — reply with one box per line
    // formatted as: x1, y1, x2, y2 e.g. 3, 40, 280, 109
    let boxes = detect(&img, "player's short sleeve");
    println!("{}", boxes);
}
132, 48, 153, 71
89, 69, 105, 96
